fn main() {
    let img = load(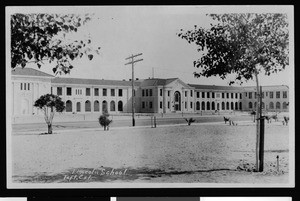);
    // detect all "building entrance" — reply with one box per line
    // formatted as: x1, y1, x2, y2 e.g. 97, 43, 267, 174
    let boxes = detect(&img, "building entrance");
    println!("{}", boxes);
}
174, 91, 181, 111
